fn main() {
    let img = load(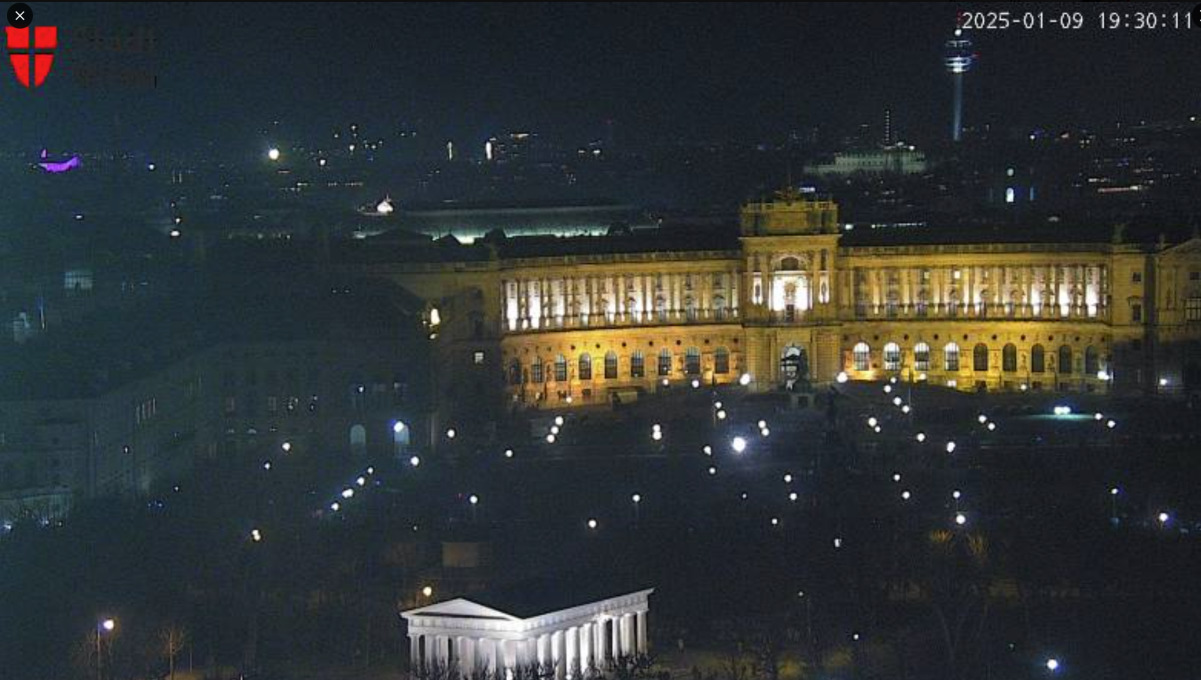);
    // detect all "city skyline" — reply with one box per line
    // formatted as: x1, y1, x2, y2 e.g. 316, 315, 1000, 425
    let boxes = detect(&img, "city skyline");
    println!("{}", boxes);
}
2, 3, 1200, 154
